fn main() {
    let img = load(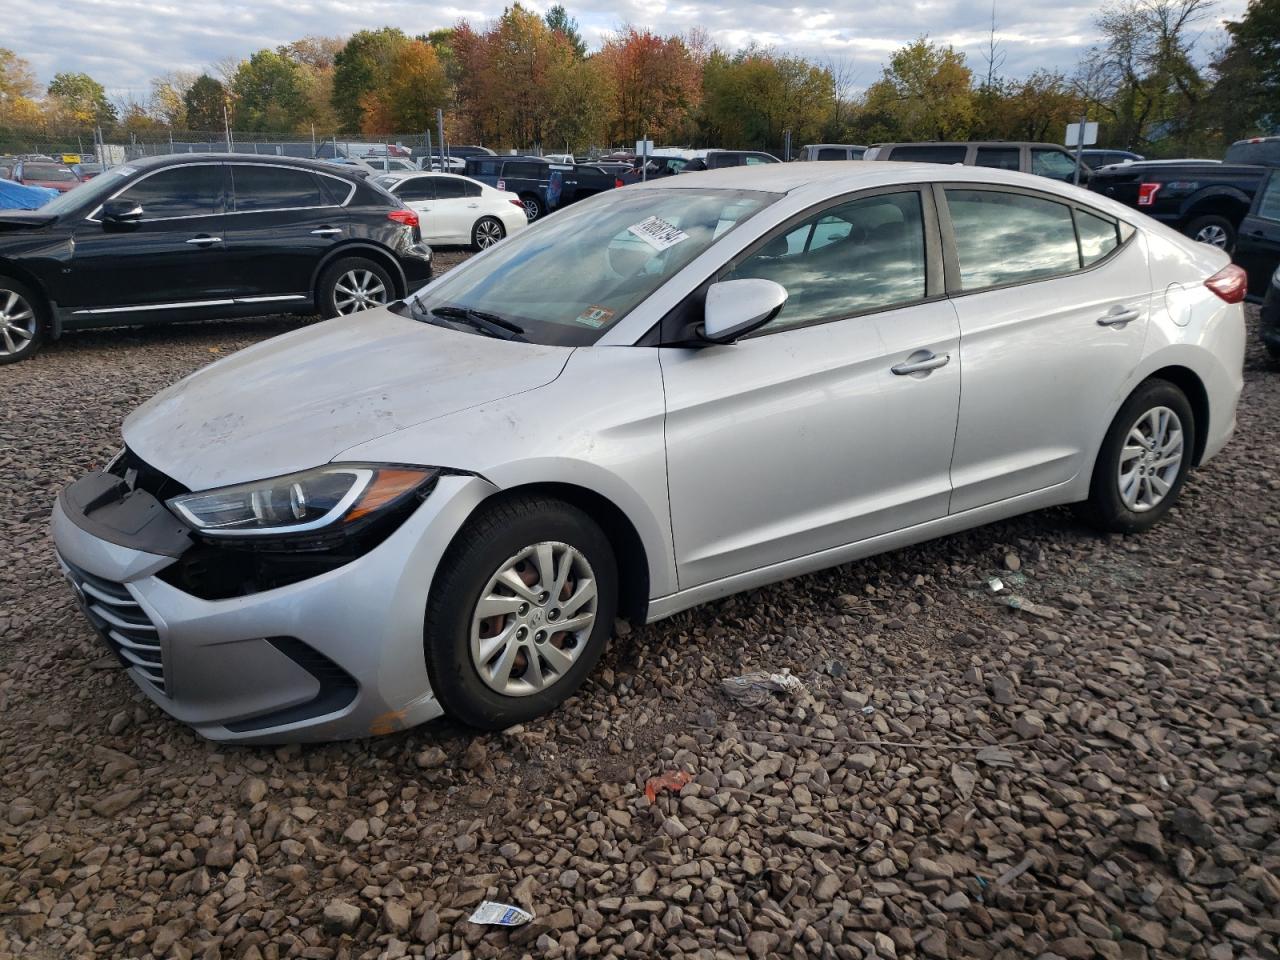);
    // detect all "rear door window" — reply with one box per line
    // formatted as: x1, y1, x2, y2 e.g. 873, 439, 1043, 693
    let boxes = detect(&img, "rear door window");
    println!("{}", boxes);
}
816, 148, 846, 161
974, 147, 1020, 170
888, 145, 967, 164
462, 180, 483, 198
231, 165, 326, 212
945, 189, 1080, 289
433, 177, 467, 200
116, 164, 225, 219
